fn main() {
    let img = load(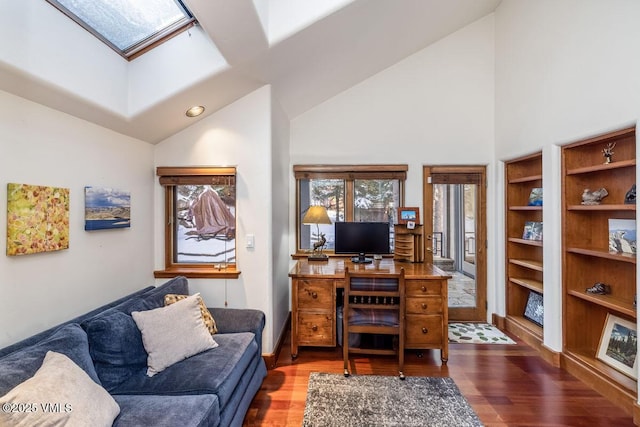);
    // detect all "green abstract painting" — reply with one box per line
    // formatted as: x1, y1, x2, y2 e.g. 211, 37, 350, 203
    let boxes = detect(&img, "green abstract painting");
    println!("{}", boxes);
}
6, 183, 69, 256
